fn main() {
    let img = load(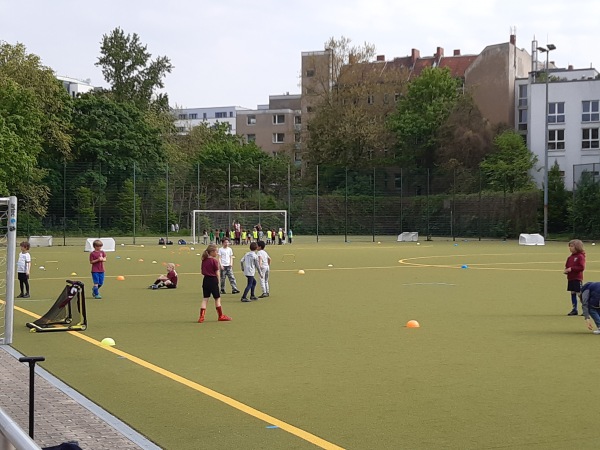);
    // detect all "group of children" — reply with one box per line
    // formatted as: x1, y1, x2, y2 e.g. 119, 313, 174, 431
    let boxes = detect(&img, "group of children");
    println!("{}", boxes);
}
19, 236, 599, 333
198, 238, 271, 322
202, 224, 291, 246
